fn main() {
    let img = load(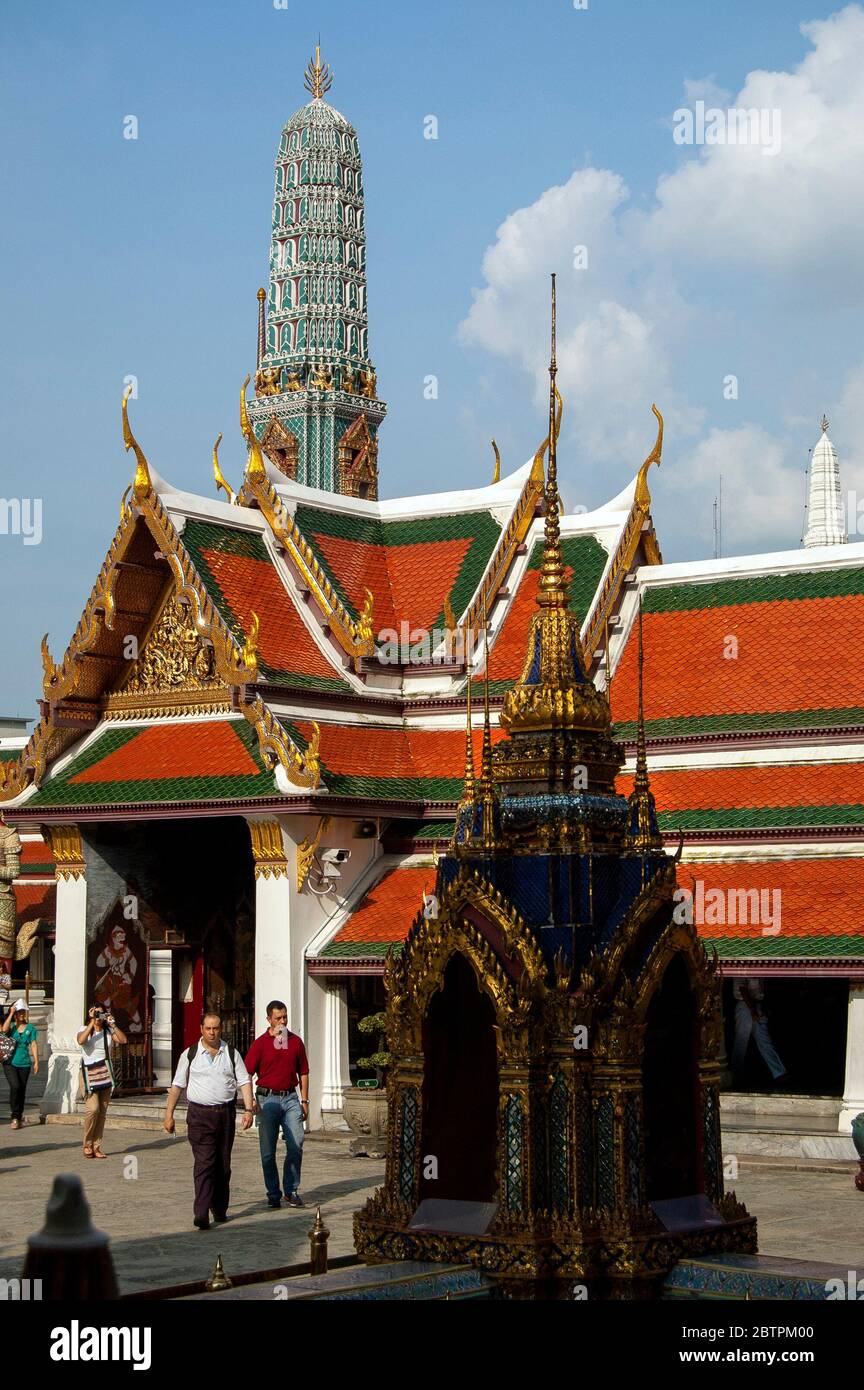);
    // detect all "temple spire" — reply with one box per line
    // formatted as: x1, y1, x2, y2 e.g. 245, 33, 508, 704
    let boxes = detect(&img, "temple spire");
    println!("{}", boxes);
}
304, 44, 333, 99
537, 273, 569, 611
246, 59, 385, 495
804, 415, 846, 548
